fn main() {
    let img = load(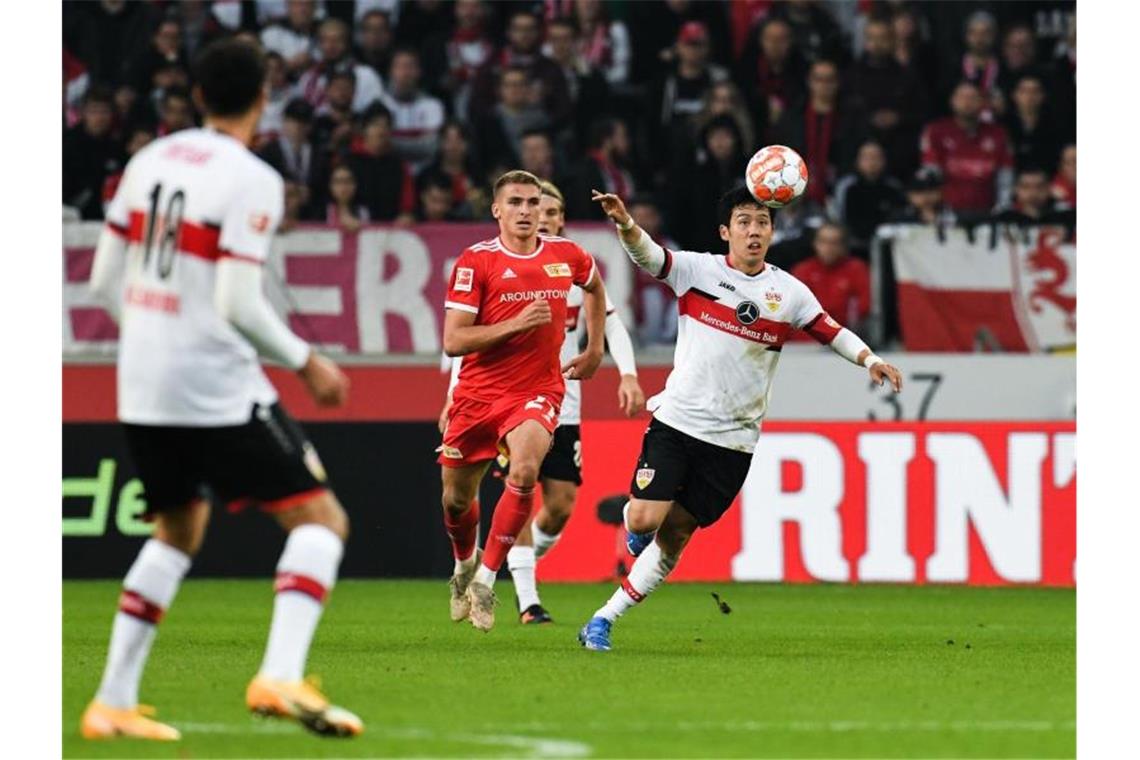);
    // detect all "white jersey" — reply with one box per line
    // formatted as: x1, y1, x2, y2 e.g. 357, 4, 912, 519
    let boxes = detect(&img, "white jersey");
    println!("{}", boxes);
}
650, 250, 833, 452
104, 128, 285, 427
557, 287, 616, 426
